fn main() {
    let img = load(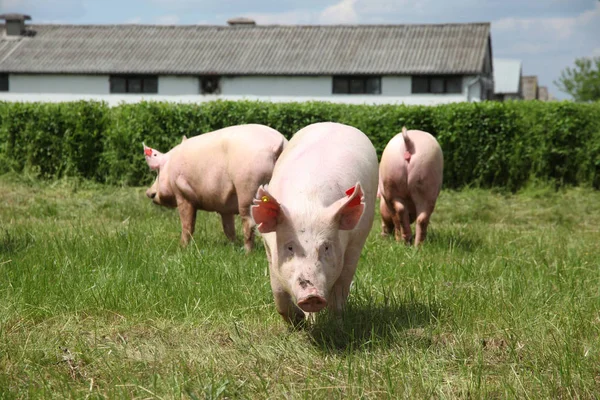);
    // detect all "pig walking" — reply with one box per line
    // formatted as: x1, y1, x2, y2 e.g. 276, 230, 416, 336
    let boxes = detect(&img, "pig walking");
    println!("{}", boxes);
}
251, 122, 378, 325
143, 124, 287, 252
378, 127, 443, 246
